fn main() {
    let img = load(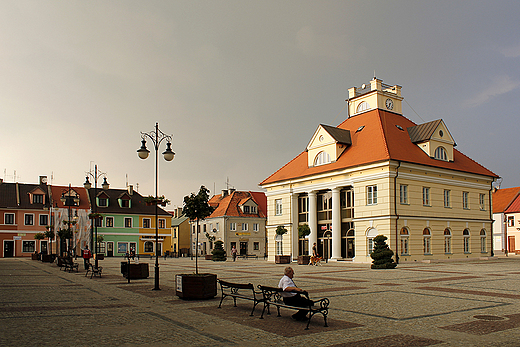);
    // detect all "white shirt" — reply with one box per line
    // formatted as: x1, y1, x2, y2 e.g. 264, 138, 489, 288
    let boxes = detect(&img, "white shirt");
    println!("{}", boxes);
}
278, 275, 297, 297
